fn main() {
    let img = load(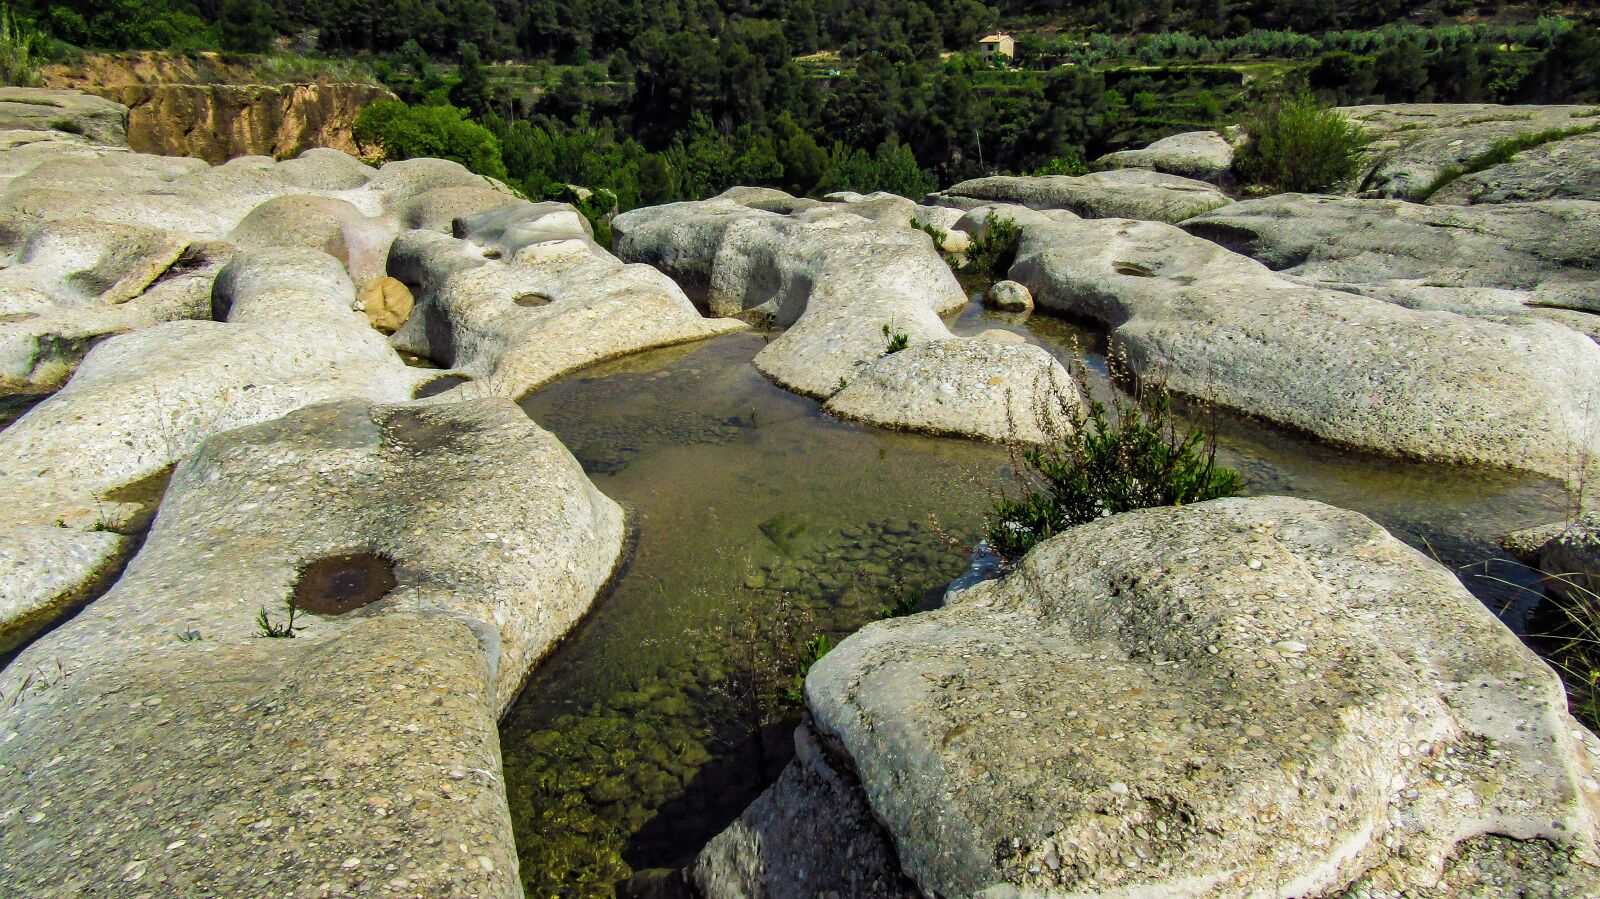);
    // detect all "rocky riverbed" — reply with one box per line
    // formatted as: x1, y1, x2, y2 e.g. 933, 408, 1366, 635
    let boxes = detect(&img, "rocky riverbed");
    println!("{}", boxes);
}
1, 89, 1597, 898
